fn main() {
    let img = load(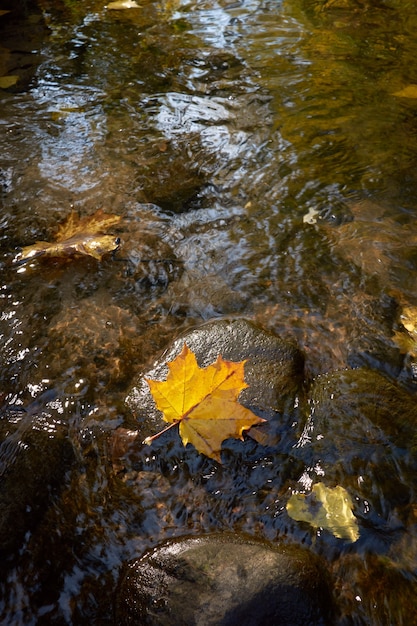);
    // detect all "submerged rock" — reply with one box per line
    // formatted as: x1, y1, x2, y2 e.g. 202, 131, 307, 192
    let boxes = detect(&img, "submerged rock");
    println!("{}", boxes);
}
293, 367, 417, 531
47, 297, 142, 390
115, 533, 334, 626
307, 367, 417, 454
333, 550, 417, 625
0, 397, 74, 560
125, 317, 305, 445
